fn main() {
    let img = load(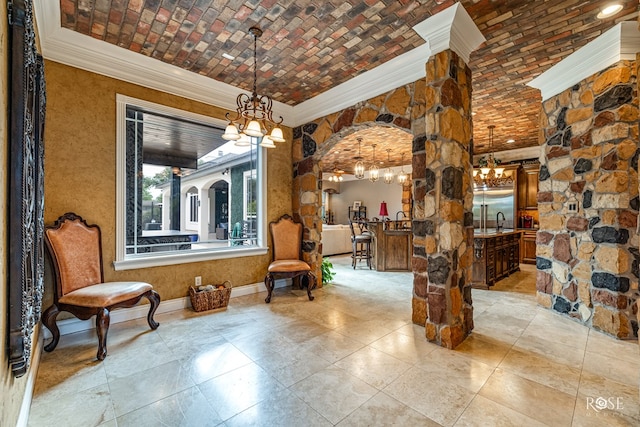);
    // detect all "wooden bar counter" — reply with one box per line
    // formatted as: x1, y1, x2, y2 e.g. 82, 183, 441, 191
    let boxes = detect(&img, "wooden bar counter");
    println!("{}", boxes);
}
472, 229, 522, 289
368, 222, 412, 271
